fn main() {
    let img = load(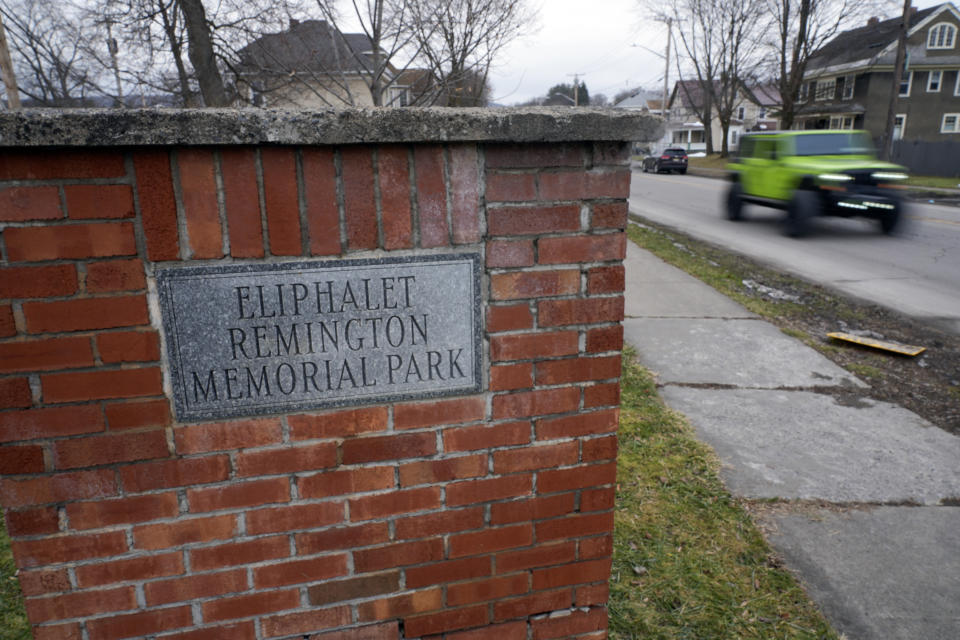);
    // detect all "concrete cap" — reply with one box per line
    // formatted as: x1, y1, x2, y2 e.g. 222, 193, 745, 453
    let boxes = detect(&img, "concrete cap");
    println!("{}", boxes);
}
0, 107, 663, 147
